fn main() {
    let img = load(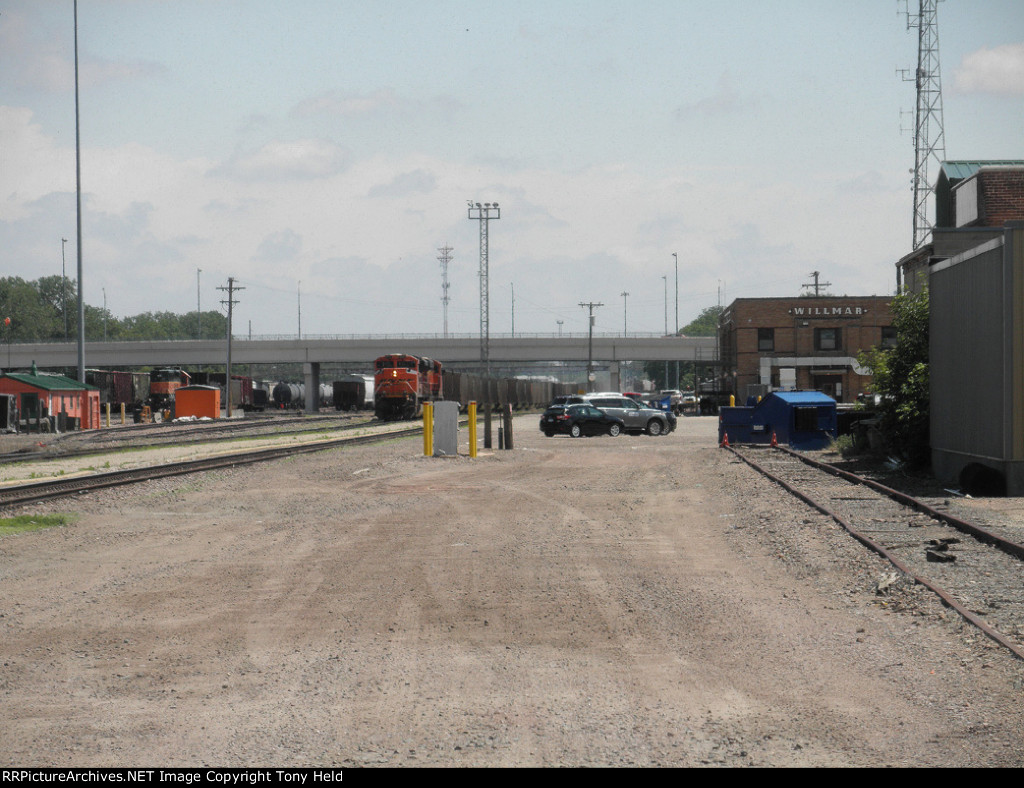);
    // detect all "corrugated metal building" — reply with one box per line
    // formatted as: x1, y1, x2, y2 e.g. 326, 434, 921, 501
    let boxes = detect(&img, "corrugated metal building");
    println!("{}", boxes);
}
930, 223, 1024, 495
